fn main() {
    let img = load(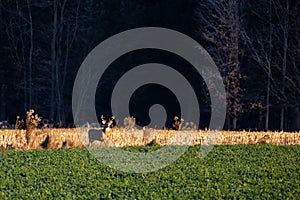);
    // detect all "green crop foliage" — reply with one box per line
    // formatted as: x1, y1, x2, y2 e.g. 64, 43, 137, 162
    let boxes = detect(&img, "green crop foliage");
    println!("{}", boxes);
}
0, 145, 299, 199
